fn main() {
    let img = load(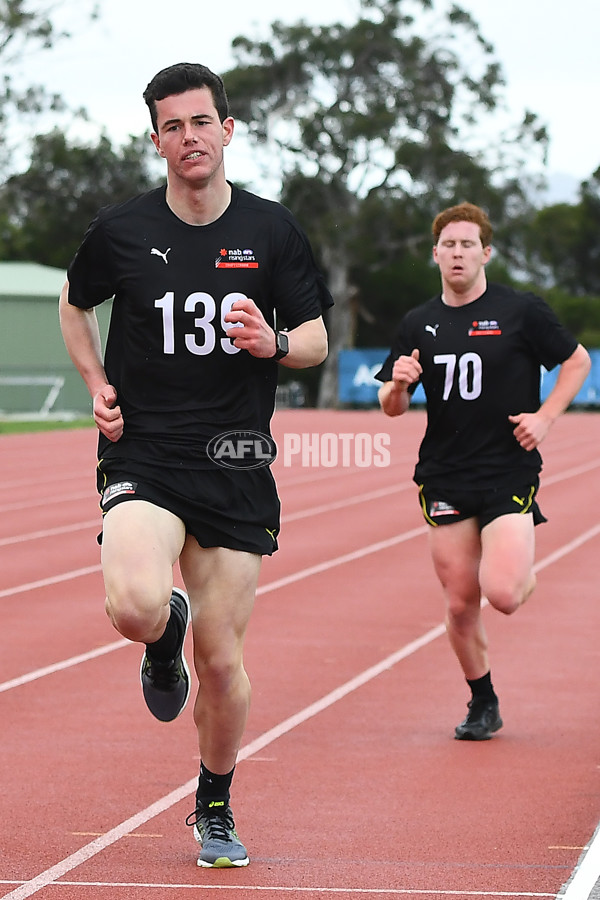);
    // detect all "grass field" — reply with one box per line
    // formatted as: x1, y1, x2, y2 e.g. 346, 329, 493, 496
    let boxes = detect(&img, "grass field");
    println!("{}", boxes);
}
0, 417, 94, 435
